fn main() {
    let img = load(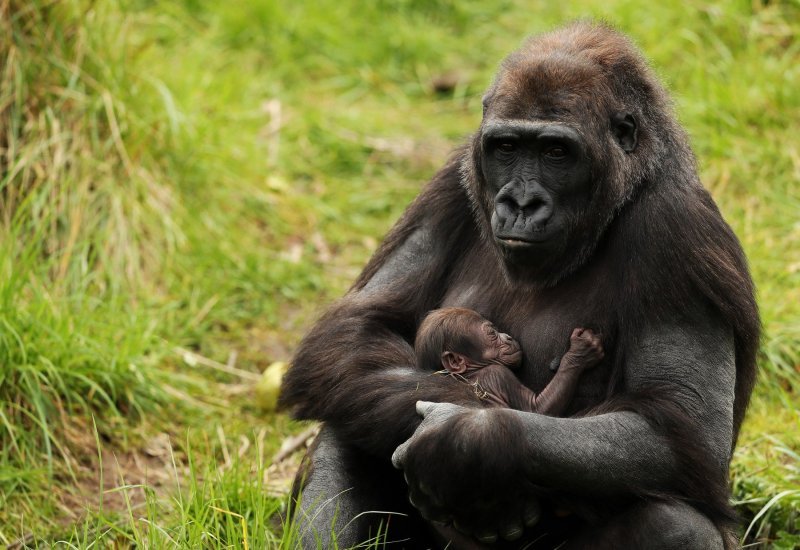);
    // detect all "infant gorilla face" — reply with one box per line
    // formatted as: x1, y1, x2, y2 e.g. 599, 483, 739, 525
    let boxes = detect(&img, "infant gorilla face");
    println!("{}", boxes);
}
473, 319, 522, 369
